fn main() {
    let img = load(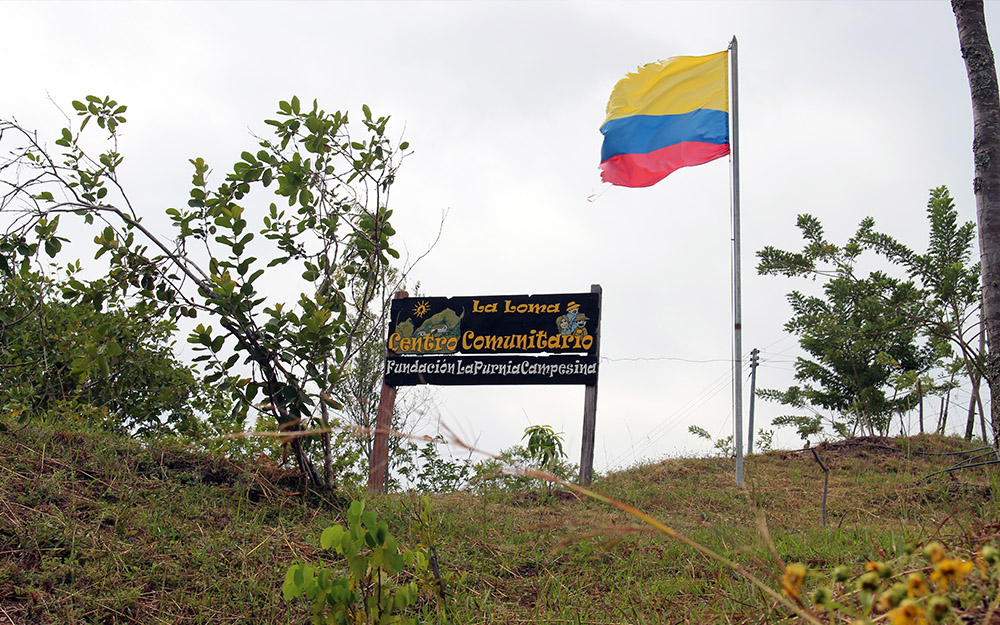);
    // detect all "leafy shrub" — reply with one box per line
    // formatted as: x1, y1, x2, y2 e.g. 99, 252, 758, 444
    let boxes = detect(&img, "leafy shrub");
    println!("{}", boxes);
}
283, 498, 452, 624
688, 425, 774, 455
522, 424, 566, 471
395, 436, 476, 494
0, 269, 232, 438
470, 442, 578, 495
